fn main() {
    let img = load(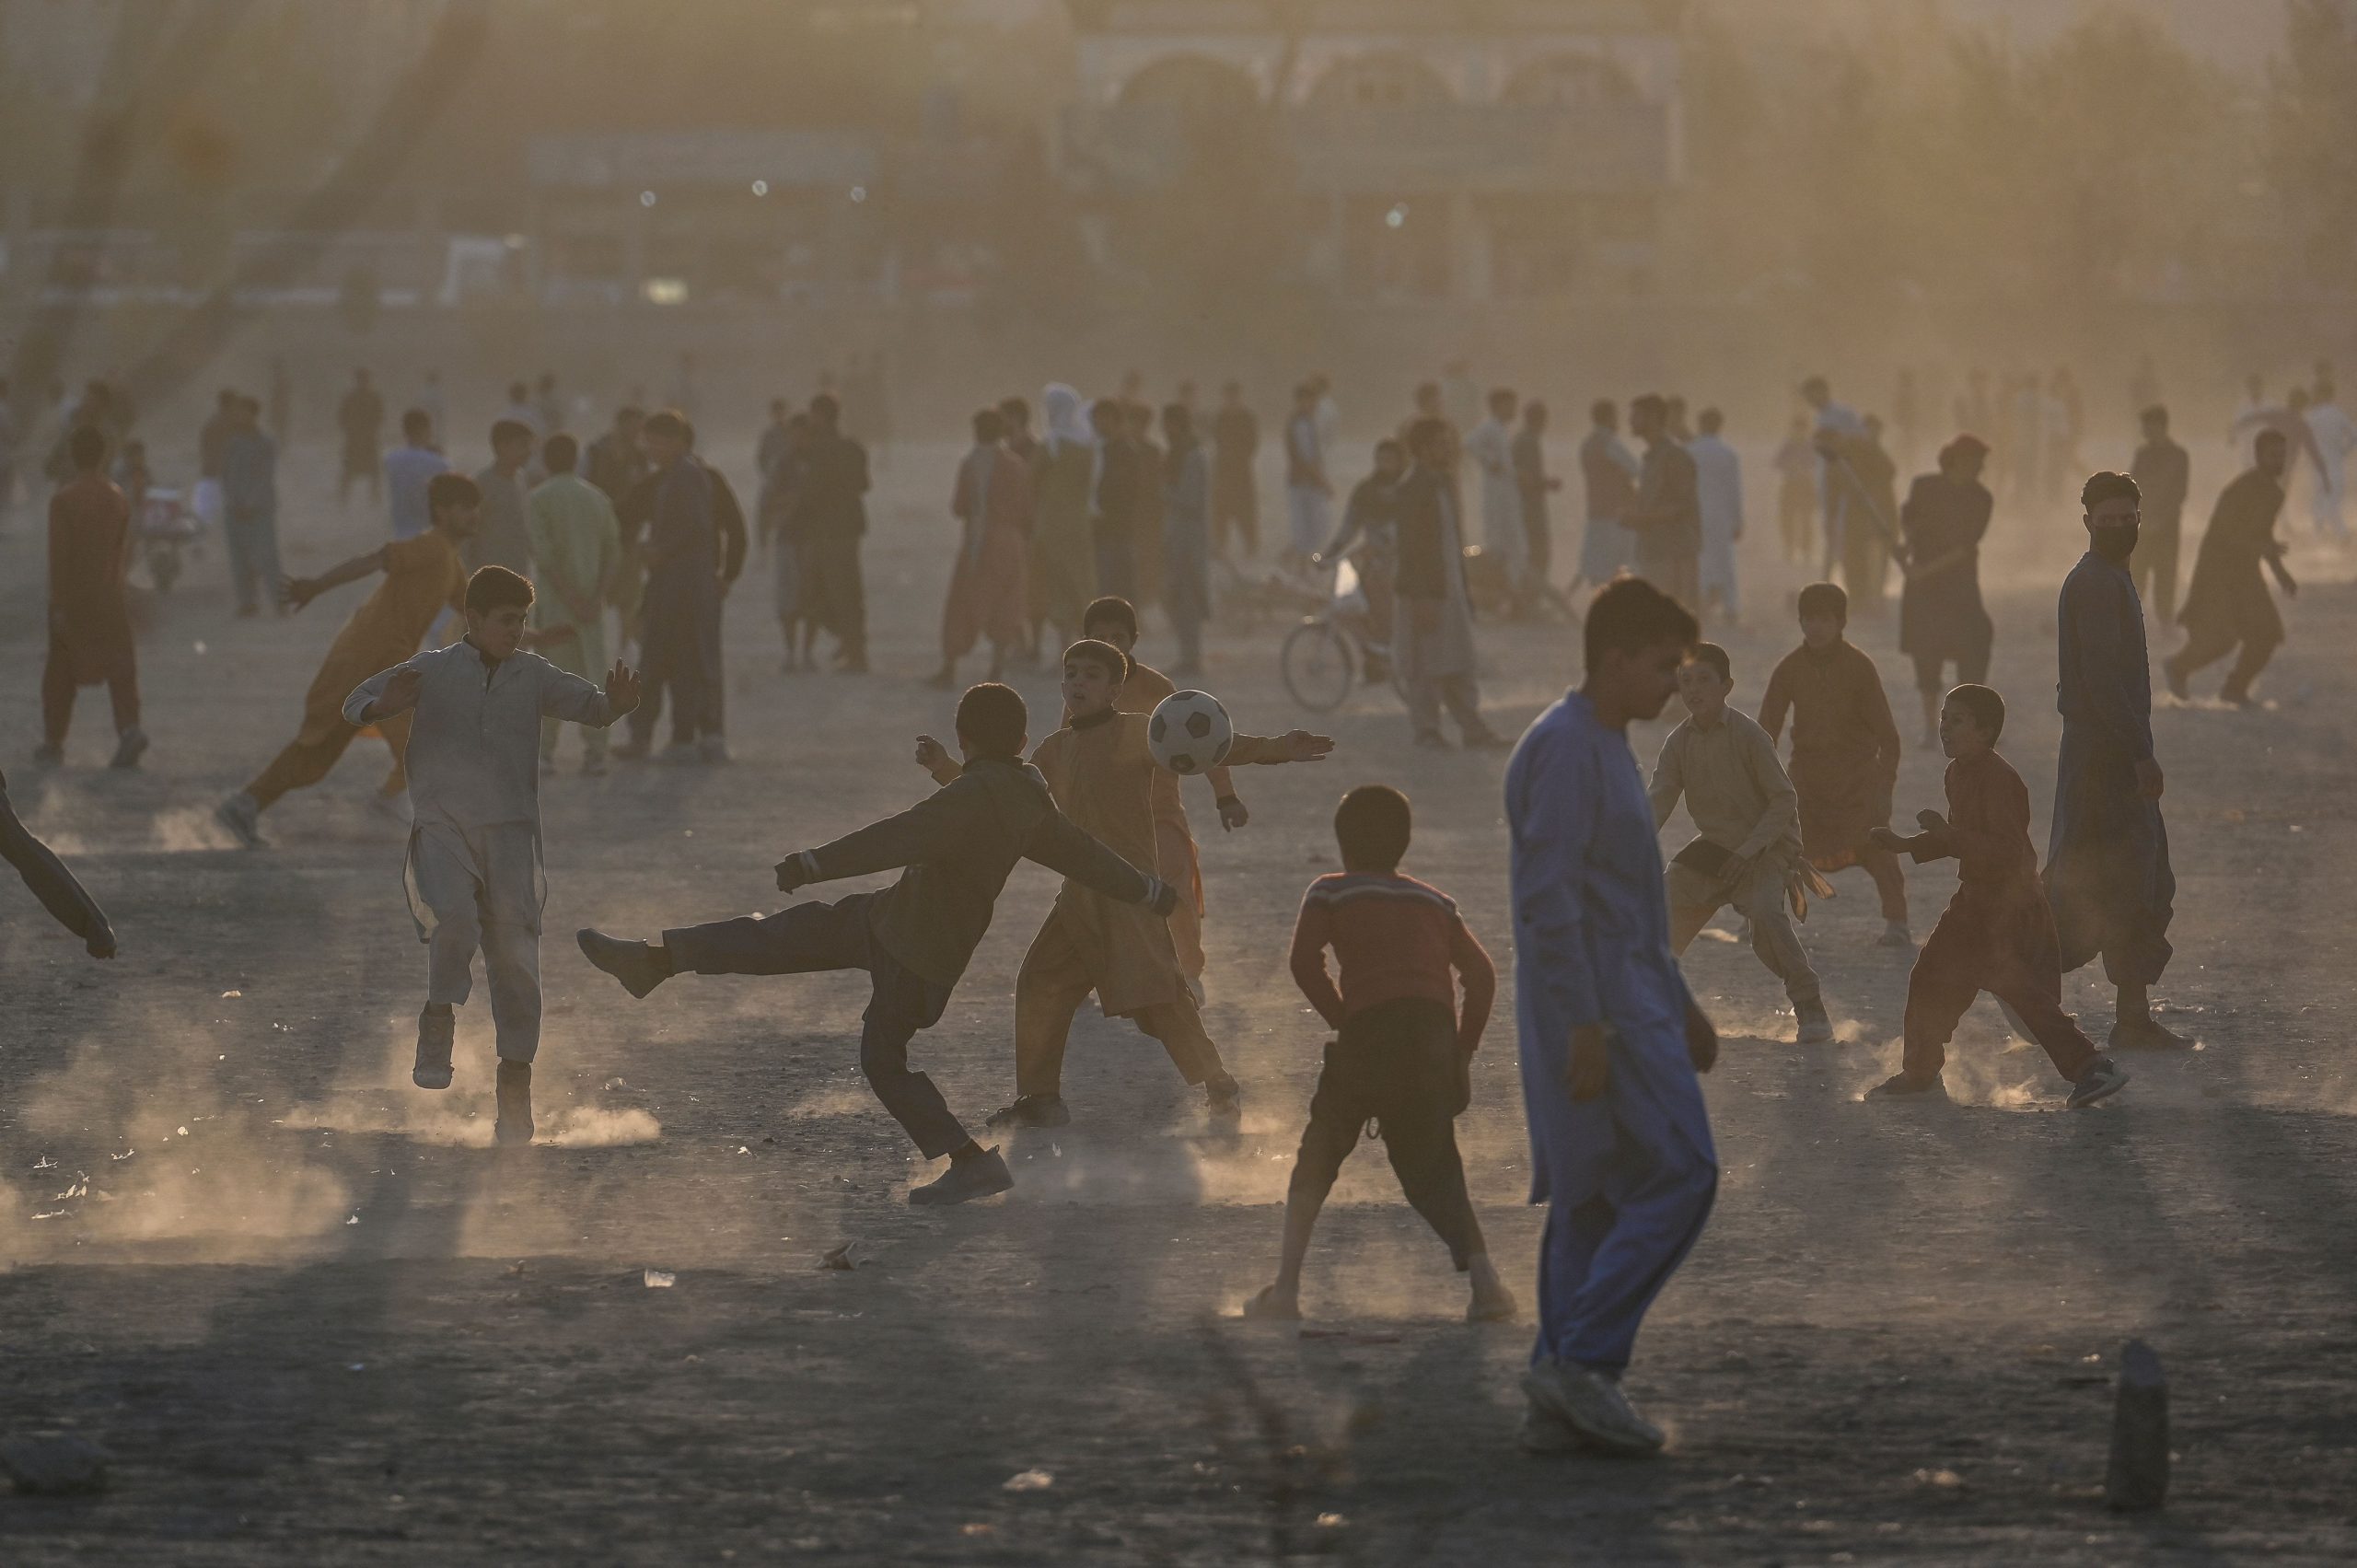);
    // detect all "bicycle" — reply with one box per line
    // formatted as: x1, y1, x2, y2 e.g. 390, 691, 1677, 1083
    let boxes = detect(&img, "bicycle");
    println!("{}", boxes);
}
1280, 555, 1403, 714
